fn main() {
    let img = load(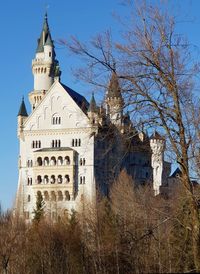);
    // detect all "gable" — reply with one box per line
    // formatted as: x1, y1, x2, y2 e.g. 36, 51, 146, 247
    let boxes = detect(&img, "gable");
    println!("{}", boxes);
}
24, 81, 90, 131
